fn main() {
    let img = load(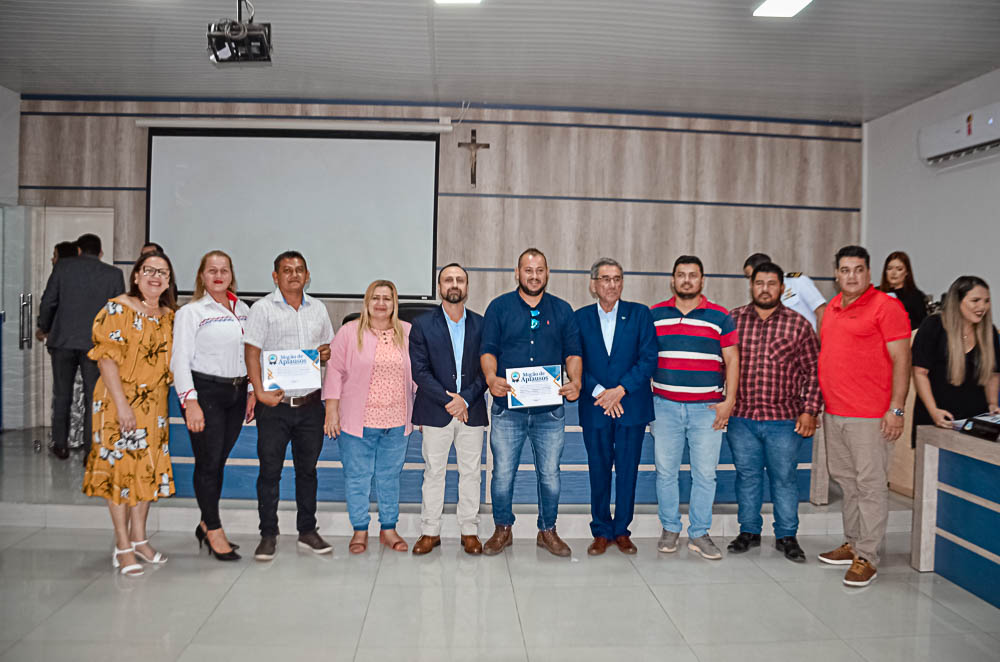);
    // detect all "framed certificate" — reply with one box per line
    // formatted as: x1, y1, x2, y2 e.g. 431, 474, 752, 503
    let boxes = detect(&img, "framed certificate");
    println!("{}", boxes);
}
506, 365, 563, 409
263, 349, 321, 391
